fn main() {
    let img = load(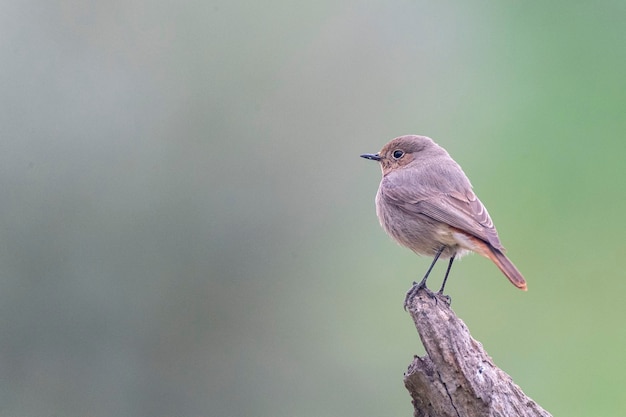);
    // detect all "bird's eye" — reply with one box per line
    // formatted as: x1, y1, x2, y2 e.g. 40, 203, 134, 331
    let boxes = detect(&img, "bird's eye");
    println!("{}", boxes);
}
392, 149, 404, 159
